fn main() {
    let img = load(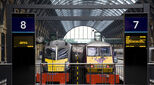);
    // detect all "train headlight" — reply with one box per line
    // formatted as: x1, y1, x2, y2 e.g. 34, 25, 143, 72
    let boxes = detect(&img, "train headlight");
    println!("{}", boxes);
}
91, 65, 94, 68
107, 65, 109, 68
